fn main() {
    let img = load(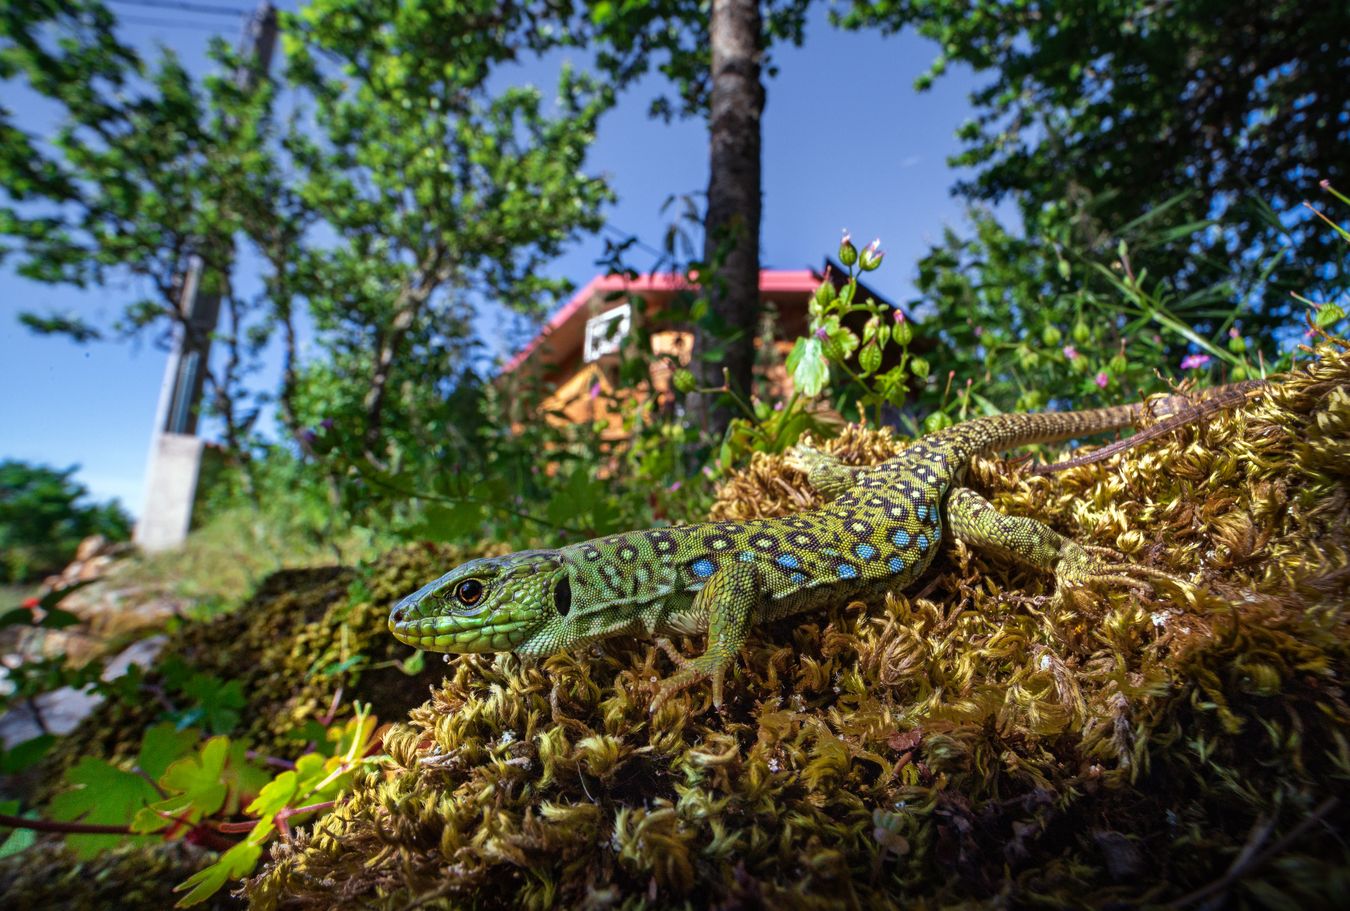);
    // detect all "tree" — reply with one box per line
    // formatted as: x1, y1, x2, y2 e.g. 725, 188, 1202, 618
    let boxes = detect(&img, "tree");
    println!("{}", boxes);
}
0, 460, 130, 583
0, 0, 284, 462
694, 0, 765, 435
583, 0, 812, 440
278, 0, 612, 470
1, 1, 613, 510
843, 0, 1349, 332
